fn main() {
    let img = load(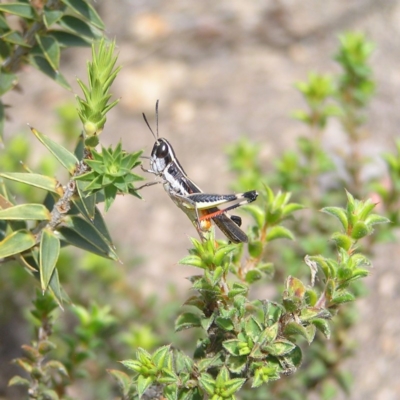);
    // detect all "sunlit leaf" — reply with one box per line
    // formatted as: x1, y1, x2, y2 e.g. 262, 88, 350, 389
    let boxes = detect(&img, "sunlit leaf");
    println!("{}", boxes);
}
0, 172, 61, 195
0, 229, 36, 258
0, 204, 50, 220
40, 229, 60, 291
31, 128, 78, 173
